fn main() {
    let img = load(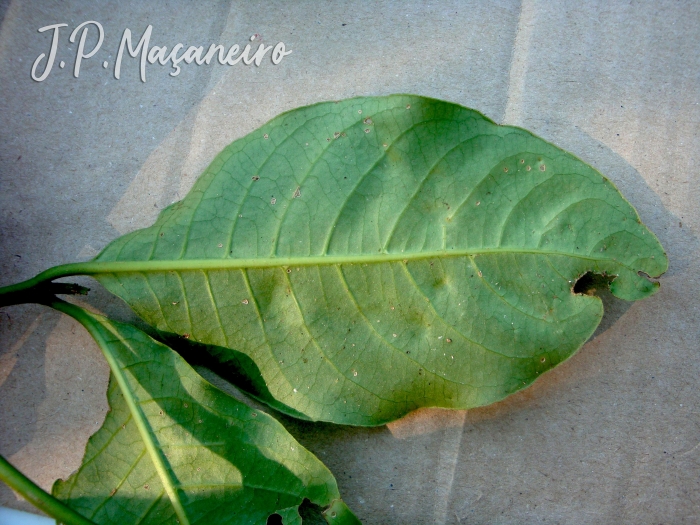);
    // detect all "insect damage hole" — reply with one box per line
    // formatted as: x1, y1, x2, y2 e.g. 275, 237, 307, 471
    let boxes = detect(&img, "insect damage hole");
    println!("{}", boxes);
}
572, 271, 616, 295
266, 514, 283, 525
298, 499, 327, 523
